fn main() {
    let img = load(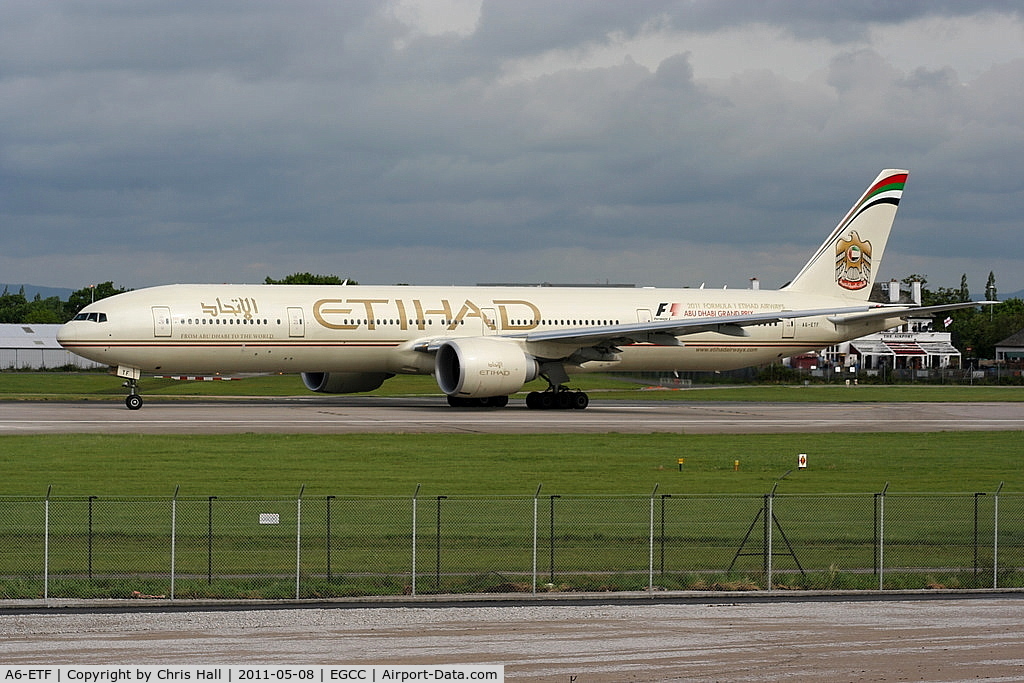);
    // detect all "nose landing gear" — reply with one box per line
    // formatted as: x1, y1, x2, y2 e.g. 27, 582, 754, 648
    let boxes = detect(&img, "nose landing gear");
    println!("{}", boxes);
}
116, 366, 144, 410
123, 378, 143, 410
